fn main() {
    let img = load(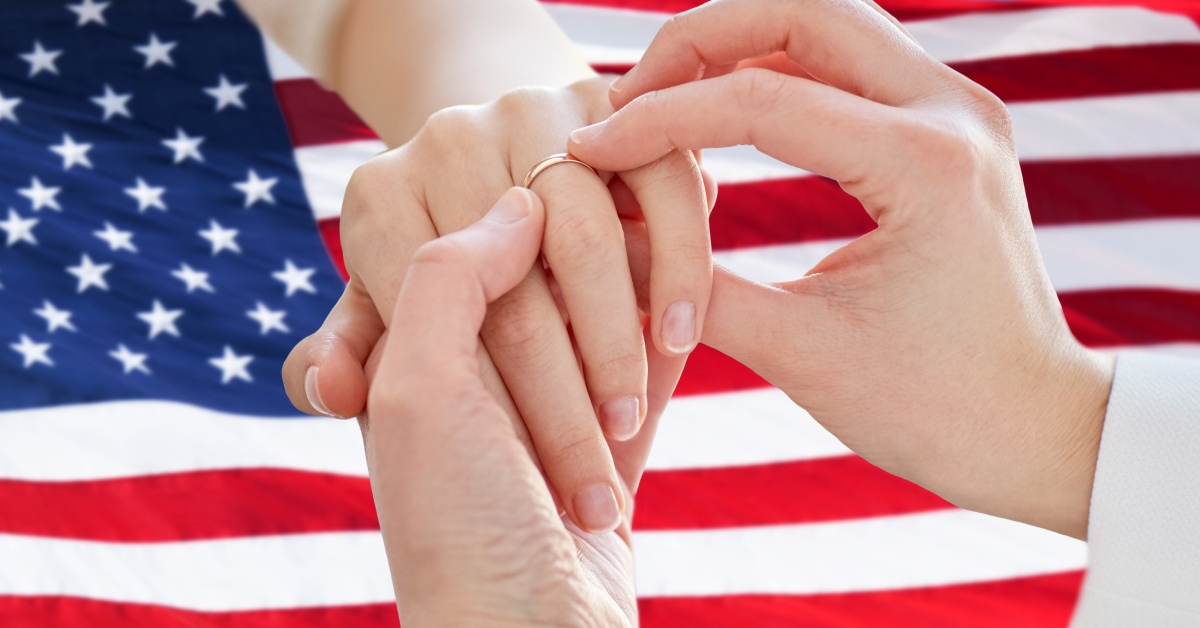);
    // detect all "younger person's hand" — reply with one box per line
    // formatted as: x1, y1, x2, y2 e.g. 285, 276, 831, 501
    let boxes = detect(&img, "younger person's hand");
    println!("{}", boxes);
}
571, 0, 1114, 540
